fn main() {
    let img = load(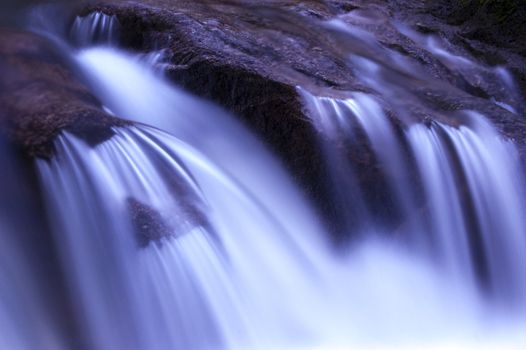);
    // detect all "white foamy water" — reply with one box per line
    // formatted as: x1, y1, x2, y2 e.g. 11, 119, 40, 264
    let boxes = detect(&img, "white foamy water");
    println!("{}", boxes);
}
302, 90, 526, 304
36, 126, 526, 349
3, 9, 526, 350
